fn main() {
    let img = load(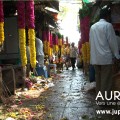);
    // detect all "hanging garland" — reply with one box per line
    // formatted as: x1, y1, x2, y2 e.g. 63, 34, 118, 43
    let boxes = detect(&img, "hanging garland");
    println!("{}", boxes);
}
86, 42, 90, 63
52, 33, 58, 53
79, 3, 91, 19
57, 32, 62, 46
26, 1, 36, 68
0, 1, 4, 46
46, 28, 50, 55
79, 3, 91, 64
17, 1, 27, 67
42, 26, 51, 55
49, 31, 53, 57
61, 35, 64, 56
42, 29, 47, 54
